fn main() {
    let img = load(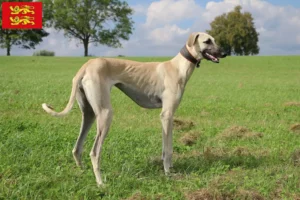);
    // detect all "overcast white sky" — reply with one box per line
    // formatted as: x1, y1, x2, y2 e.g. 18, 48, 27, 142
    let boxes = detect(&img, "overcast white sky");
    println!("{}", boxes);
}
1, 0, 300, 57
